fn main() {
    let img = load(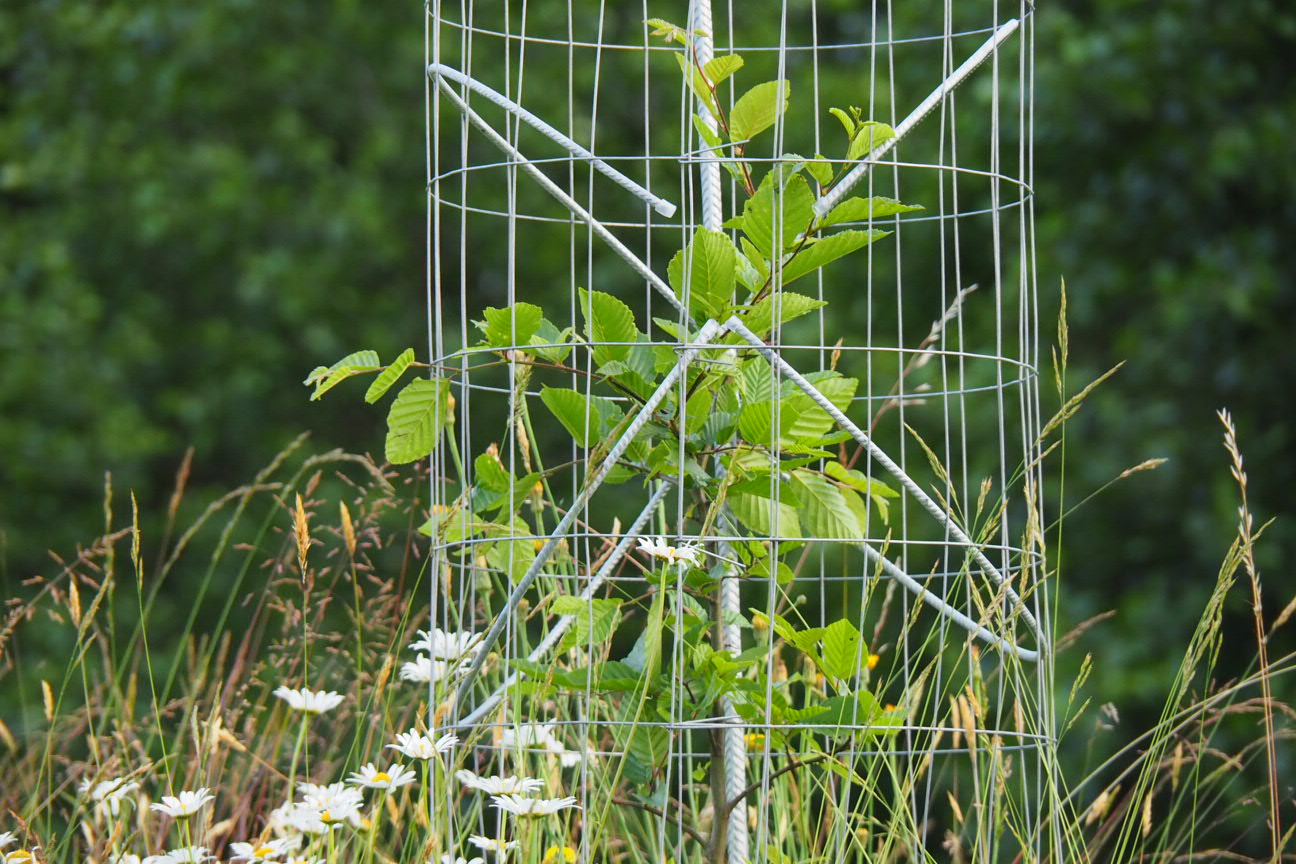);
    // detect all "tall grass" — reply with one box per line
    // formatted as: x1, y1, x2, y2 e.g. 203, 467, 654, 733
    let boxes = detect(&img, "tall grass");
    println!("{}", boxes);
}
0, 377, 1291, 863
